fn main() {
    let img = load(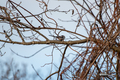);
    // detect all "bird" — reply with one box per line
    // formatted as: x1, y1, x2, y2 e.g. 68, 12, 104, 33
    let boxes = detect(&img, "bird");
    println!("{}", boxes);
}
49, 35, 65, 41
